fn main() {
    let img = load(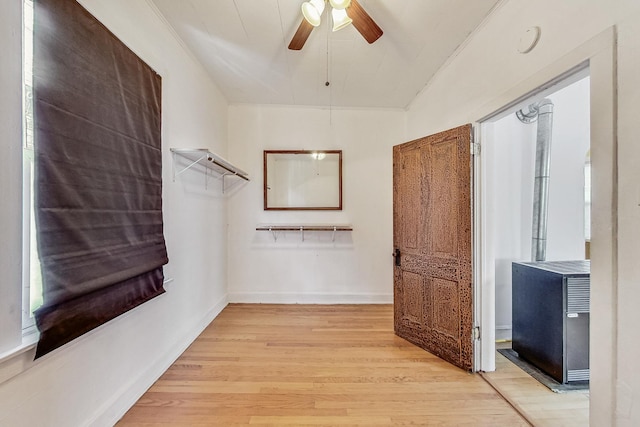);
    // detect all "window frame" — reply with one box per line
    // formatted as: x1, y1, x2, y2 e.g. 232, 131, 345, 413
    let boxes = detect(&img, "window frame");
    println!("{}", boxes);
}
21, 0, 41, 333
0, 0, 38, 382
